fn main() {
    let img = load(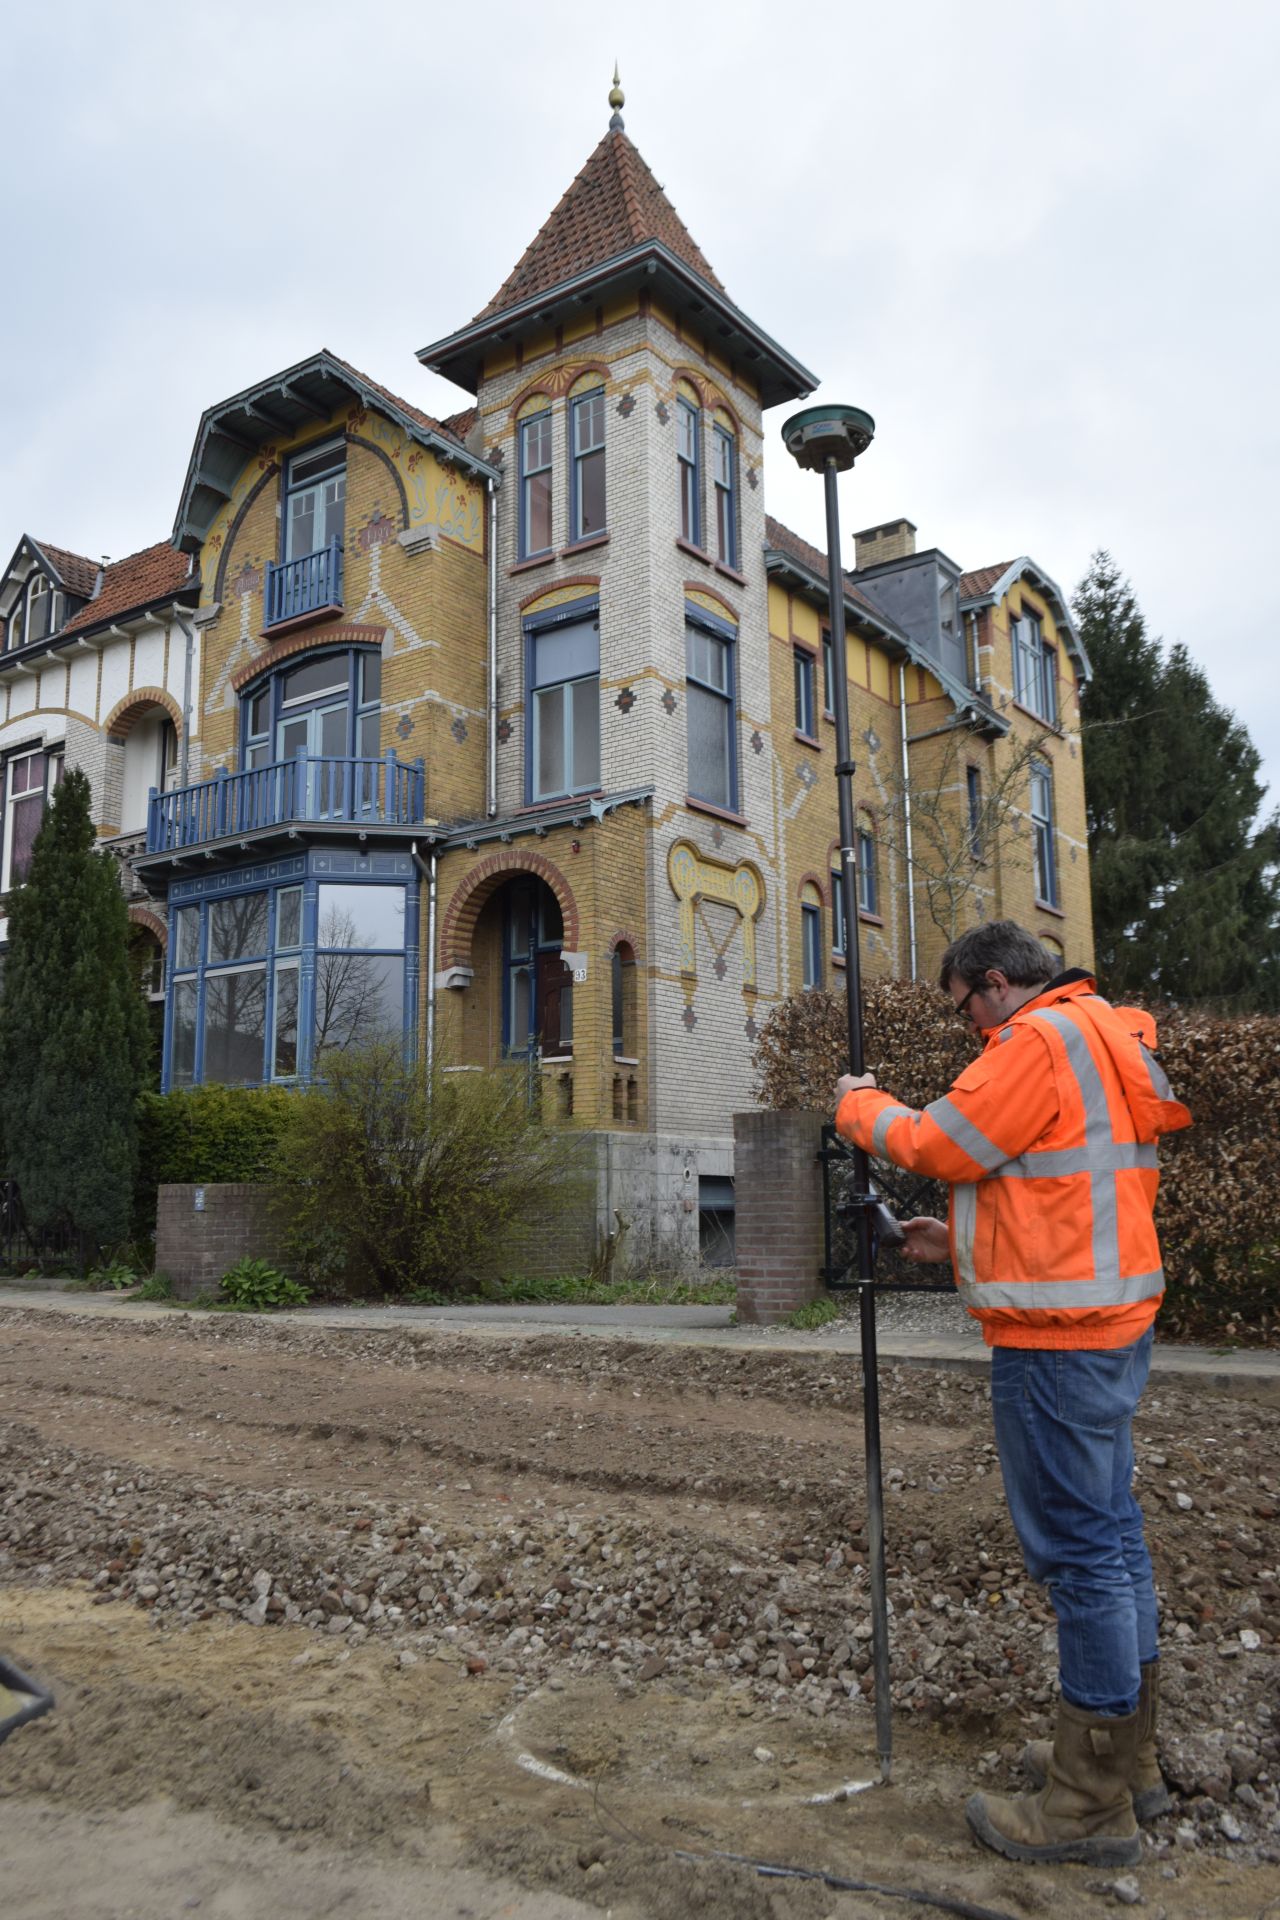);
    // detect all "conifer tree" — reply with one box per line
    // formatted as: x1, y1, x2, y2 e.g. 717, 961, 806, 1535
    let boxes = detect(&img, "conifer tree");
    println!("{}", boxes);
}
1075, 552, 1280, 1008
0, 768, 148, 1253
